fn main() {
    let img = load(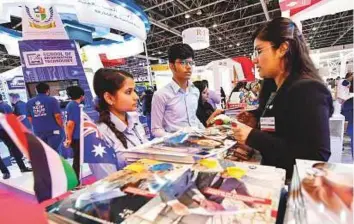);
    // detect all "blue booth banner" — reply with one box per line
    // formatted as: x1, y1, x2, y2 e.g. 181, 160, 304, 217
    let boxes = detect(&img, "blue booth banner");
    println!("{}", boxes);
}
18, 39, 95, 114
6, 76, 25, 90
